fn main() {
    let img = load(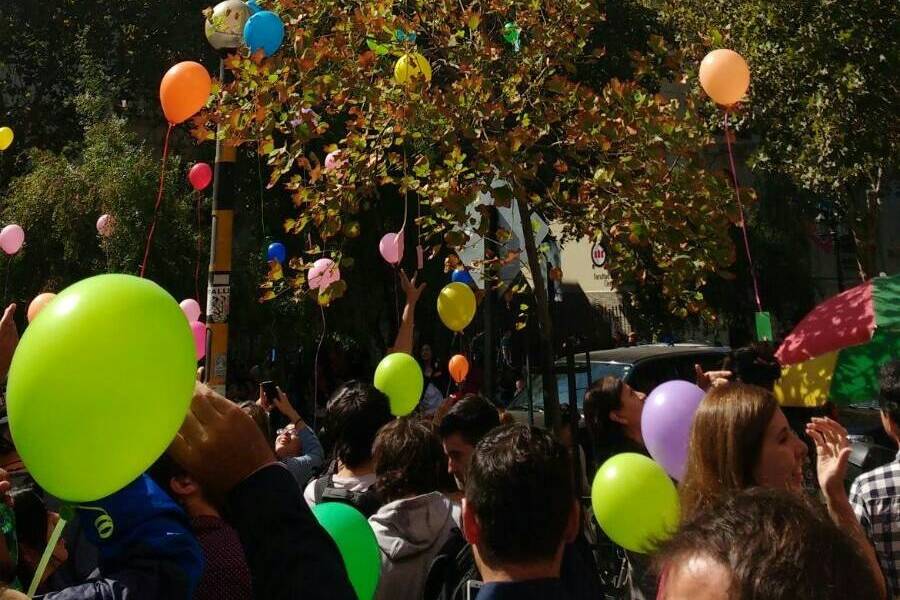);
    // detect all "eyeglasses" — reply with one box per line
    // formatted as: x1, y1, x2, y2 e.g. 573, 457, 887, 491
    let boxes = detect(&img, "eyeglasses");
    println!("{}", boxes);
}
276, 427, 298, 439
